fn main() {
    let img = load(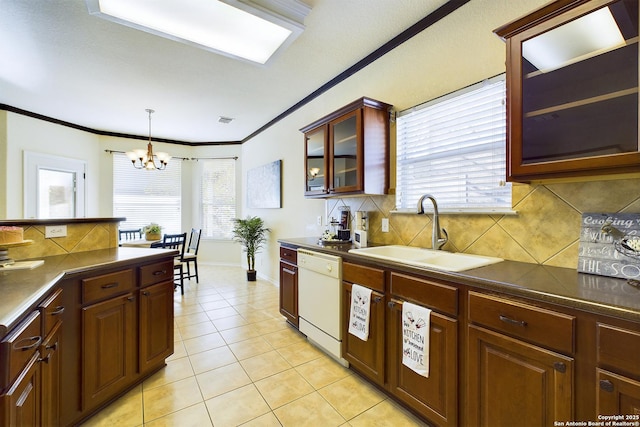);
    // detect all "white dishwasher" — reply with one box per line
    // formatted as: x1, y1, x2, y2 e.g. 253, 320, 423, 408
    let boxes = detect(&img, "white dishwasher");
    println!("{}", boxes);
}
297, 249, 348, 366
